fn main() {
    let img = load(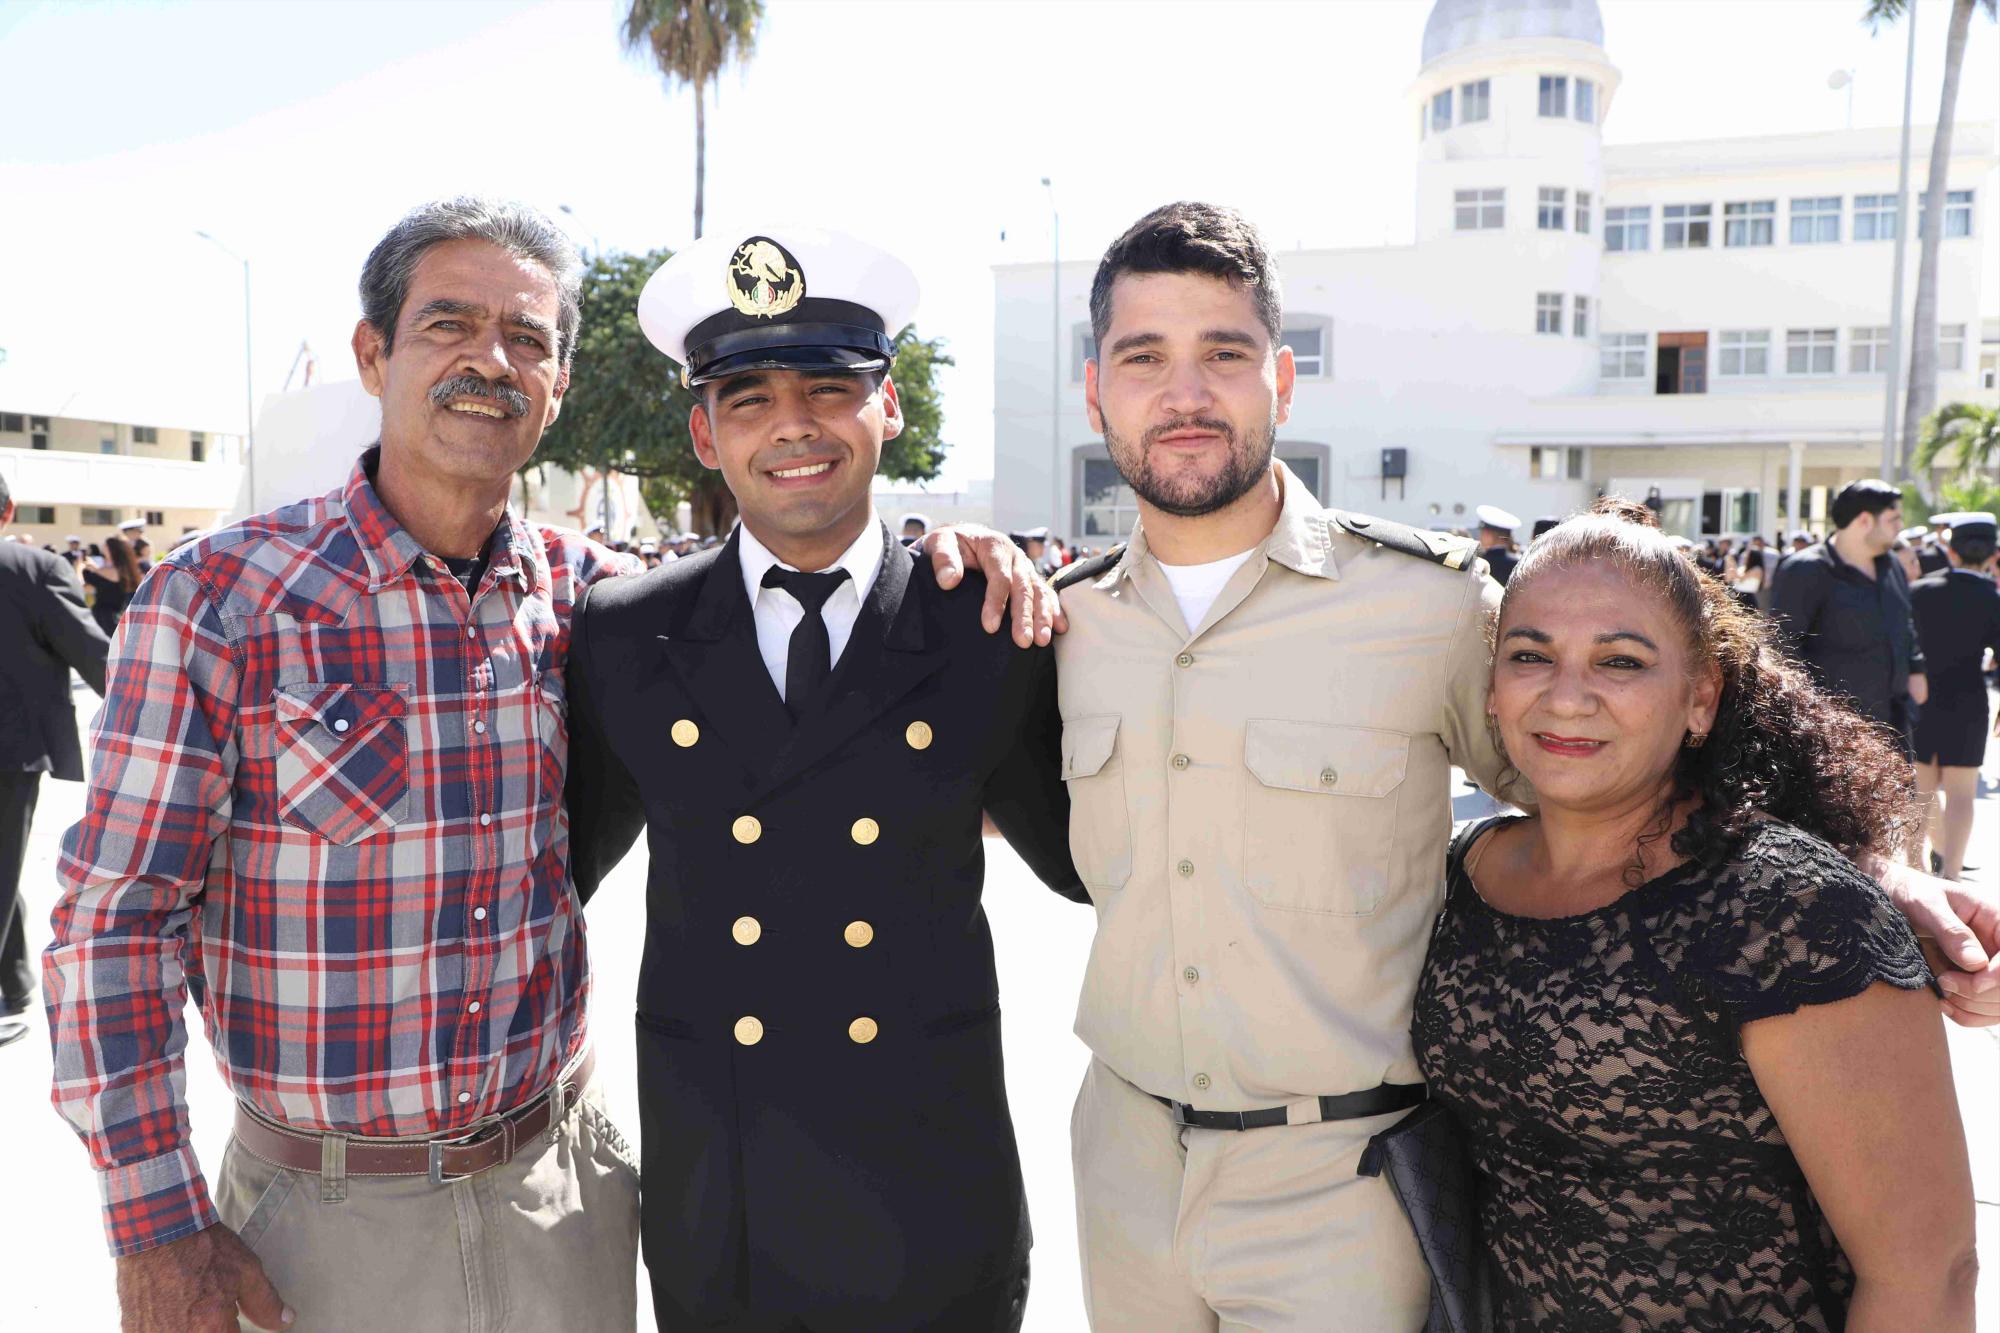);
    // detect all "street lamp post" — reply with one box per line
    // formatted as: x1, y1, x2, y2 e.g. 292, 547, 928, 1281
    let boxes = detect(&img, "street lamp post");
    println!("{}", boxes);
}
1041, 177, 1060, 537
559, 204, 615, 541
1827, 69, 1856, 130
196, 230, 255, 511
1881, 2, 1920, 480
